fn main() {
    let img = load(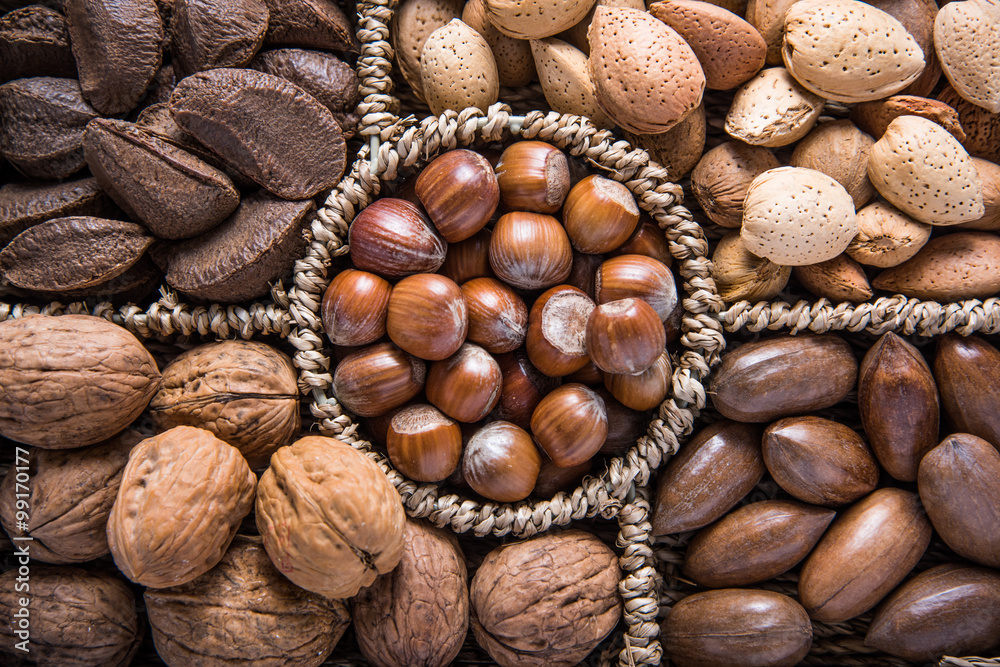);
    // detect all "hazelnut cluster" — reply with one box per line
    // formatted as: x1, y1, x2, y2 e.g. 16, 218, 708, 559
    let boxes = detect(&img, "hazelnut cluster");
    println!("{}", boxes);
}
324, 140, 681, 502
